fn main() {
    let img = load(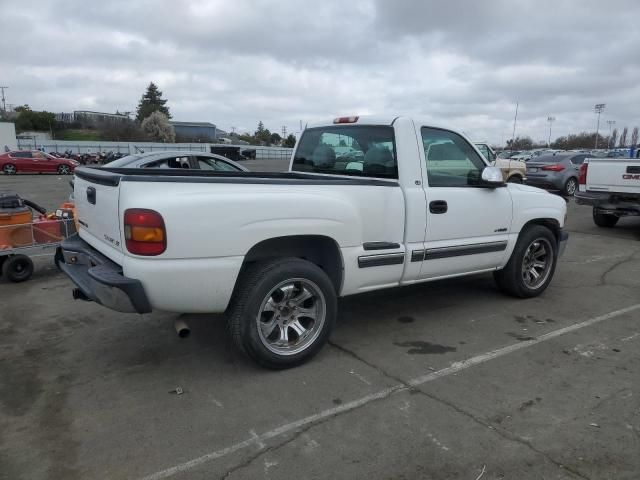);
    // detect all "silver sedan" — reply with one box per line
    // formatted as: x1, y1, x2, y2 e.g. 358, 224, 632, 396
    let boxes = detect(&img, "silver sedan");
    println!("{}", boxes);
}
524, 153, 587, 196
